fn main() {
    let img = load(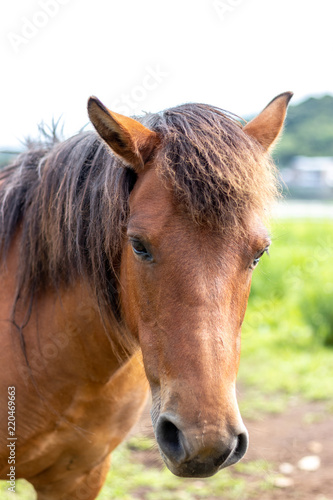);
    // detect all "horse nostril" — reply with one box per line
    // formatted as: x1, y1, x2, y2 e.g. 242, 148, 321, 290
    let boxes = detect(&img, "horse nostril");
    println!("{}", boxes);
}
221, 430, 249, 469
234, 430, 249, 461
161, 420, 180, 451
214, 430, 249, 469
156, 415, 186, 464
